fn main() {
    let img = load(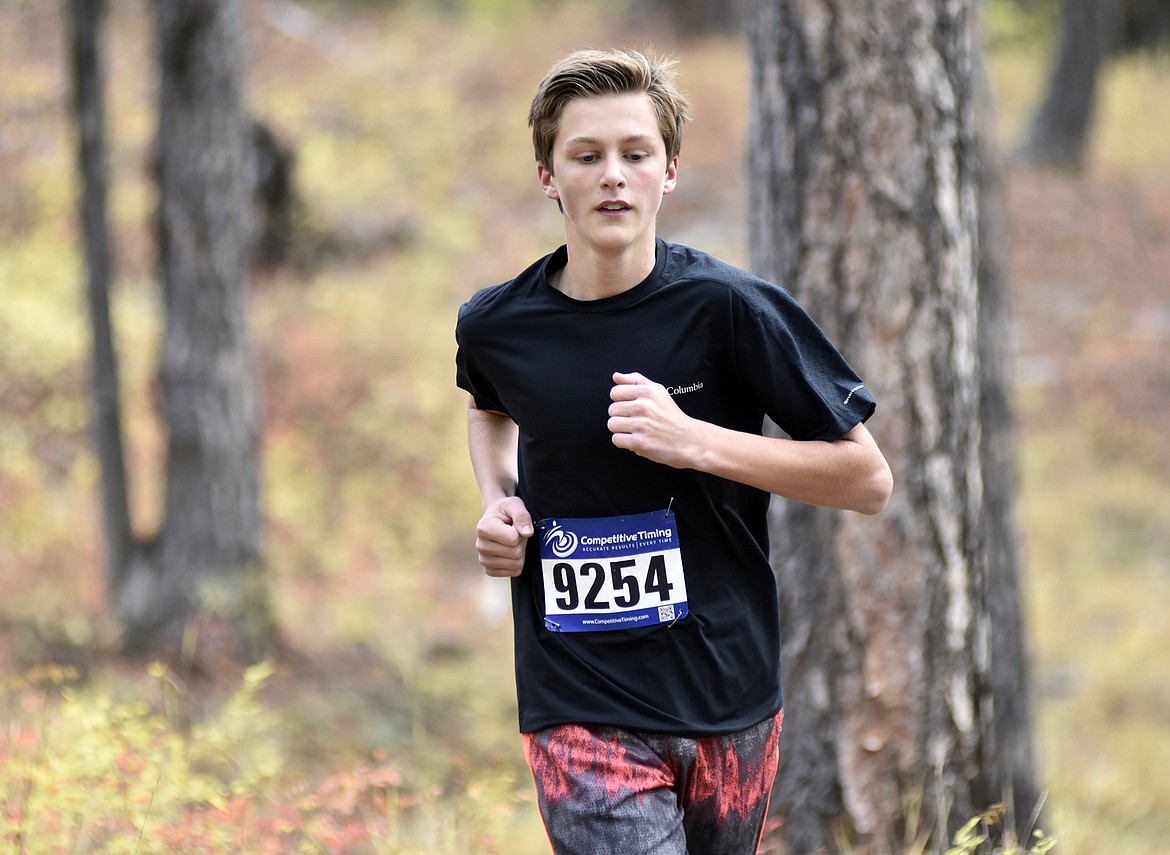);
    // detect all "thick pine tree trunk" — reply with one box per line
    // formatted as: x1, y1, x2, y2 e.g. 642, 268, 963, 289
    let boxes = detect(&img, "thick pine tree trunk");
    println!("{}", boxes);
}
117, 0, 273, 658
748, 0, 1036, 850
